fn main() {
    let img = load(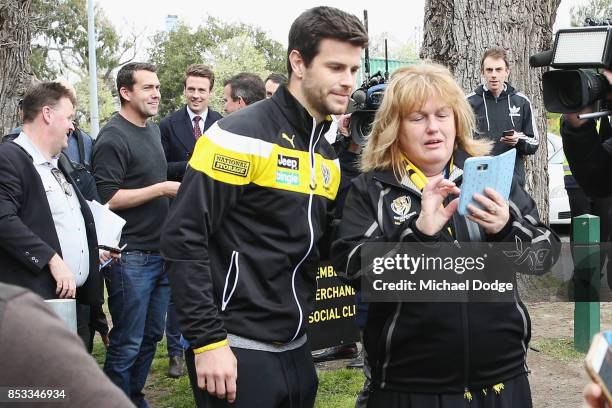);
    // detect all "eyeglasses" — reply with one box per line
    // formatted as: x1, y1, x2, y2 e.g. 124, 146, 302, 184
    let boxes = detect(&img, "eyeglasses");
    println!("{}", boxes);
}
50, 168, 73, 196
